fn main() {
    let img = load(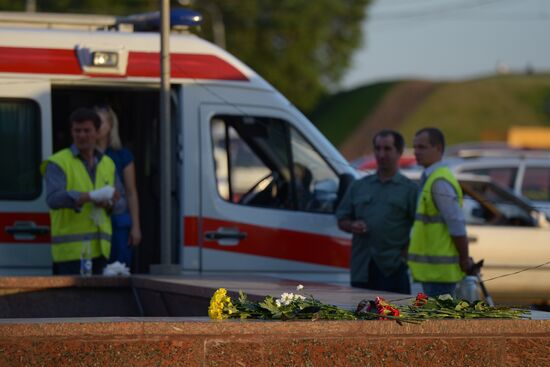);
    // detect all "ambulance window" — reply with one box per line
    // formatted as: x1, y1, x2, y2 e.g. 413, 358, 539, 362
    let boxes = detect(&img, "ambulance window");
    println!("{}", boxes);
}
289, 128, 339, 213
211, 115, 339, 213
0, 99, 41, 200
211, 116, 288, 208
